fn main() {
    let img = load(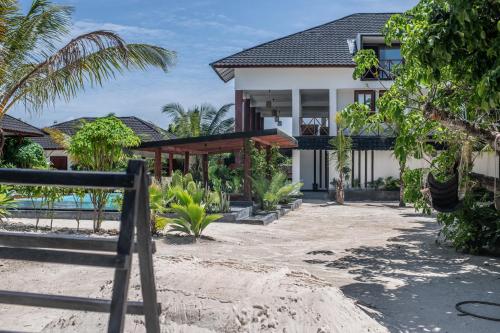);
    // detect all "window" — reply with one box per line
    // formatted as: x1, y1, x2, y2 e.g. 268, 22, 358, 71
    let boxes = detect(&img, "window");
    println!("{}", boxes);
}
354, 90, 375, 112
379, 46, 402, 79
